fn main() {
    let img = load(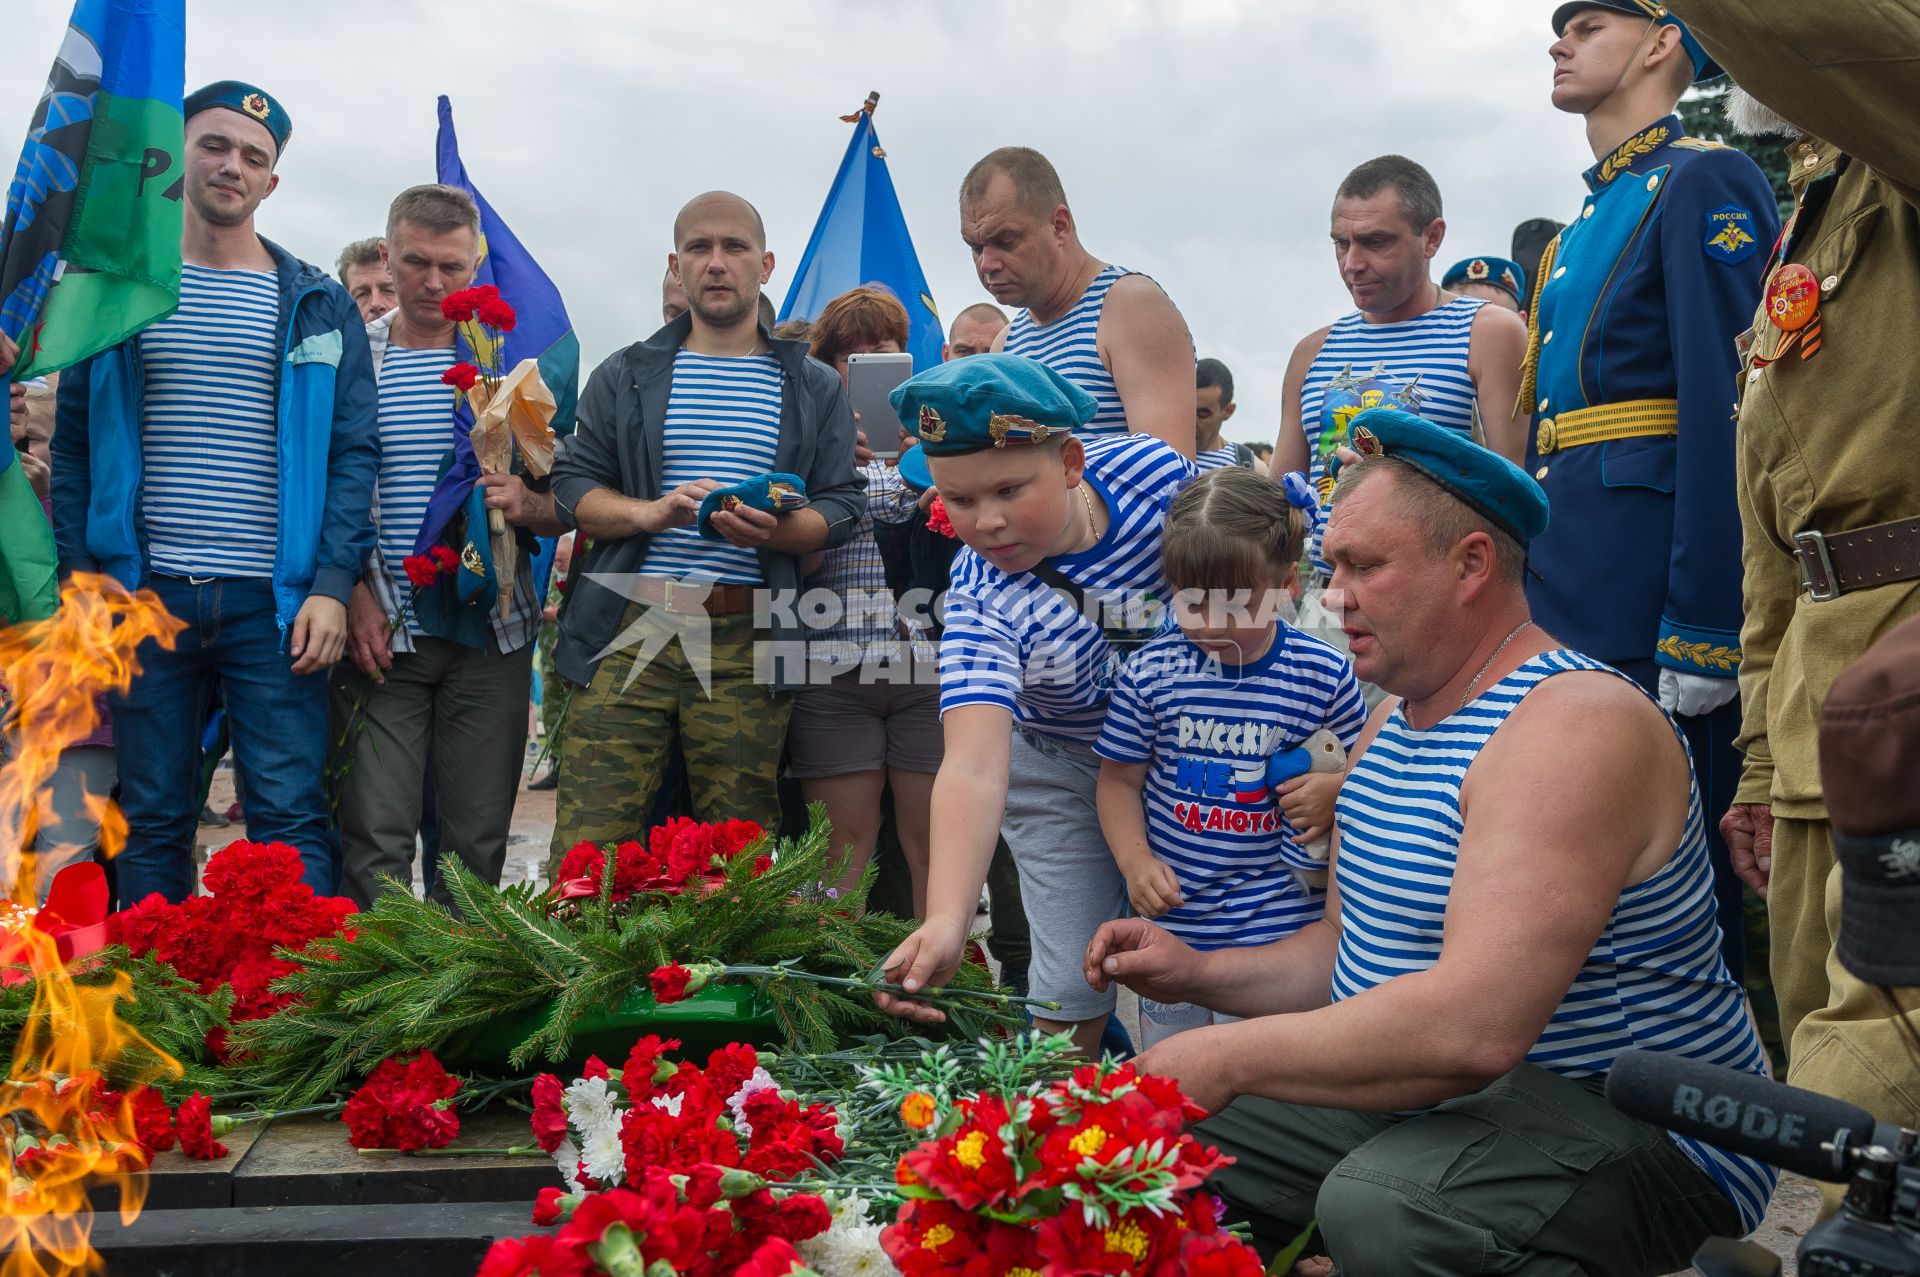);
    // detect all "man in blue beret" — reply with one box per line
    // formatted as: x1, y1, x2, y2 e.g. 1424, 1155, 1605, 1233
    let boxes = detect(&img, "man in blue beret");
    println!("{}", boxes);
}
53, 81, 377, 904
1082, 407, 1776, 1272
1440, 256, 1527, 313
874, 352, 1194, 1057
1518, 2, 1779, 979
